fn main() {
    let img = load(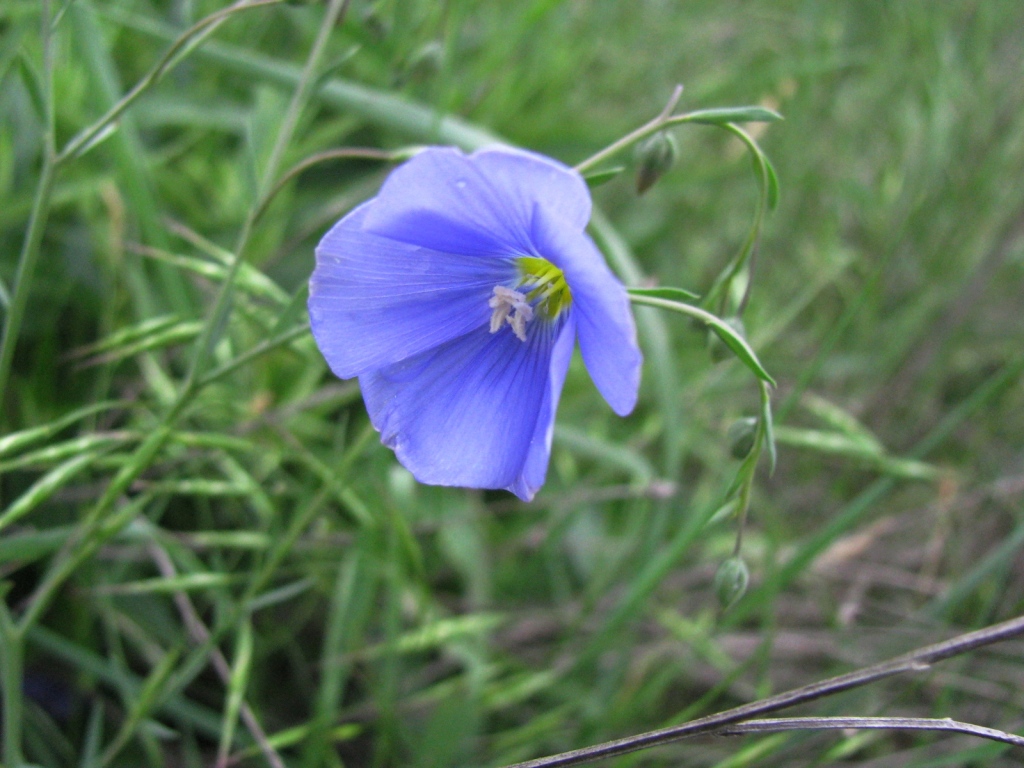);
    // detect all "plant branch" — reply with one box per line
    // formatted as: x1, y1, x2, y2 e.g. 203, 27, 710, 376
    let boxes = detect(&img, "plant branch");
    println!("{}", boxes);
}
499, 614, 1024, 768
573, 88, 780, 176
